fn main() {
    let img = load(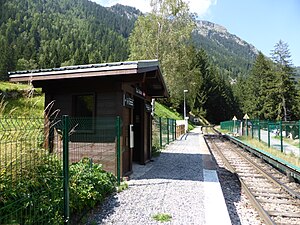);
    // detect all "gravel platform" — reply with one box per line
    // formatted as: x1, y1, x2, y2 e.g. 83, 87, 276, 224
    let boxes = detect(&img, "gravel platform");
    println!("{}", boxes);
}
87, 130, 211, 225
88, 129, 230, 225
